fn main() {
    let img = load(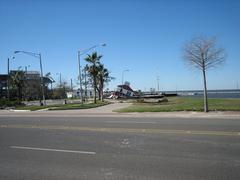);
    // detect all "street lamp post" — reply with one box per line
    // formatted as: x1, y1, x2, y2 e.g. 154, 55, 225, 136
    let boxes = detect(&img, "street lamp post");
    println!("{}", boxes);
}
39, 54, 45, 105
56, 73, 62, 87
7, 56, 15, 100
56, 72, 62, 99
122, 69, 129, 86
24, 65, 30, 100
84, 68, 87, 101
77, 43, 106, 103
71, 78, 73, 91
77, 51, 83, 103
25, 65, 30, 73
14, 51, 46, 106
157, 76, 160, 94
